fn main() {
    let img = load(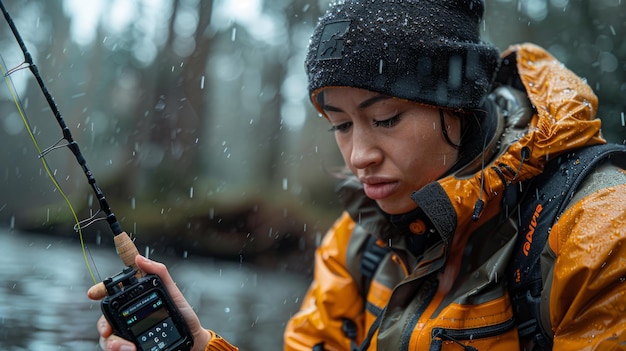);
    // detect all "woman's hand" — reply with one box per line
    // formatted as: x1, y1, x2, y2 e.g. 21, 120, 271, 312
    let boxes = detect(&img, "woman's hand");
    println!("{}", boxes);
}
88, 255, 211, 351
